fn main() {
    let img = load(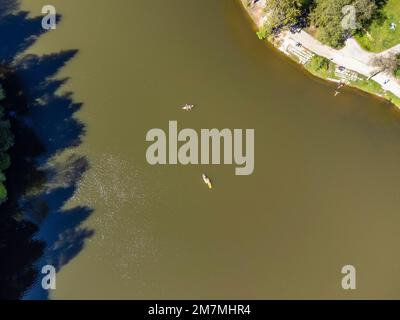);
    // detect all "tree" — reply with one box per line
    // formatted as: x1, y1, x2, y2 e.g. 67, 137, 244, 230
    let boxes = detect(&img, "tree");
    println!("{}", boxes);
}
267, 0, 303, 26
310, 0, 348, 47
260, 0, 307, 37
0, 153, 10, 171
310, 0, 377, 48
371, 53, 400, 75
354, 0, 377, 26
0, 120, 14, 152
0, 85, 13, 204
0, 182, 6, 204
